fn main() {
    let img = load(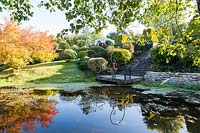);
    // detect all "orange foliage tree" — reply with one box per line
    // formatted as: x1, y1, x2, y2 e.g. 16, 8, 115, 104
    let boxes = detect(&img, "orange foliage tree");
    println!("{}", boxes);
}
0, 20, 57, 69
